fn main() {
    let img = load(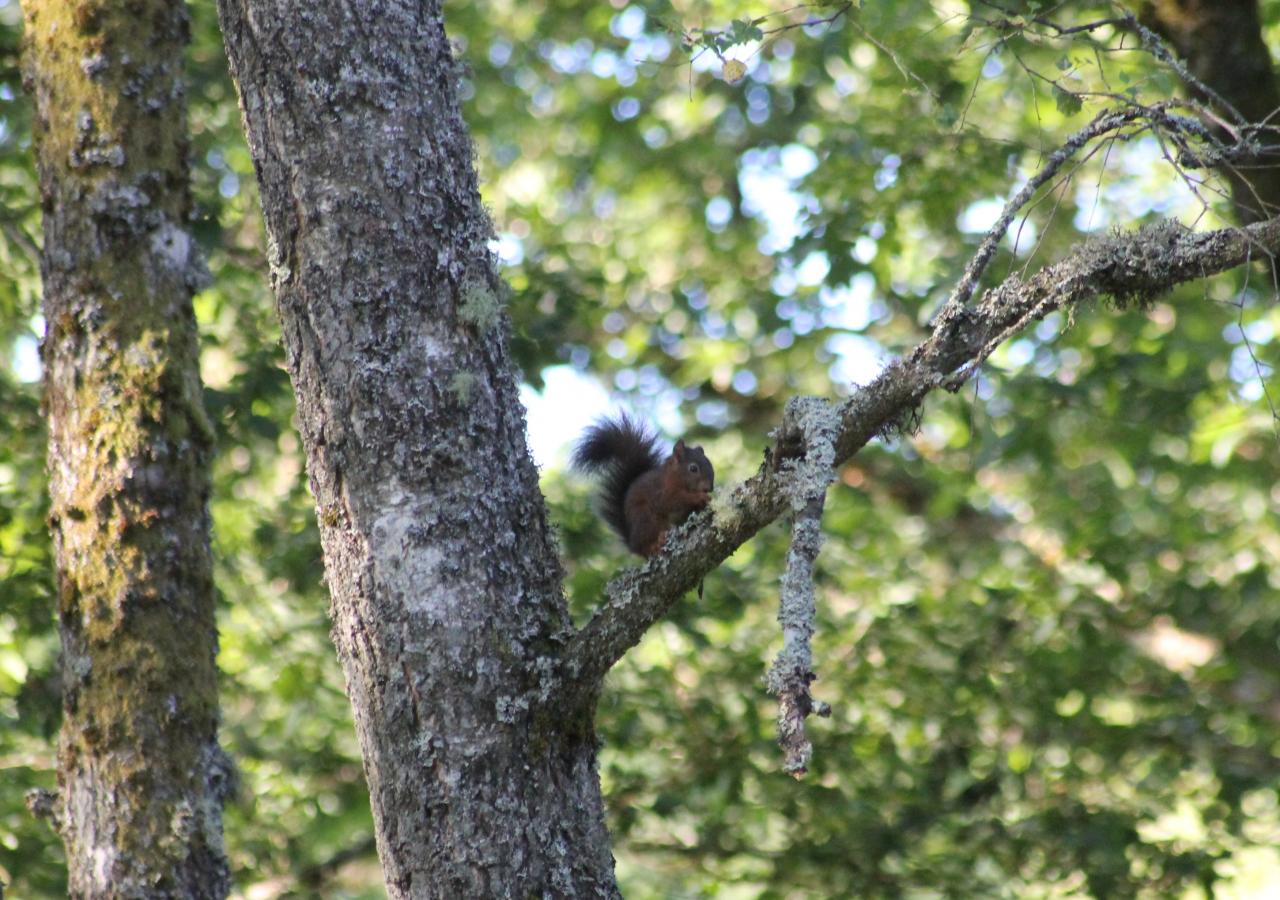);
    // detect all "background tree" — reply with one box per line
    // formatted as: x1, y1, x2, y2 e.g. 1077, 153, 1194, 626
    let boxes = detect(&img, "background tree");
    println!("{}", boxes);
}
14, 0, 229, 895
3, 0, 1279, 896
1141, 0, 1280, 221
